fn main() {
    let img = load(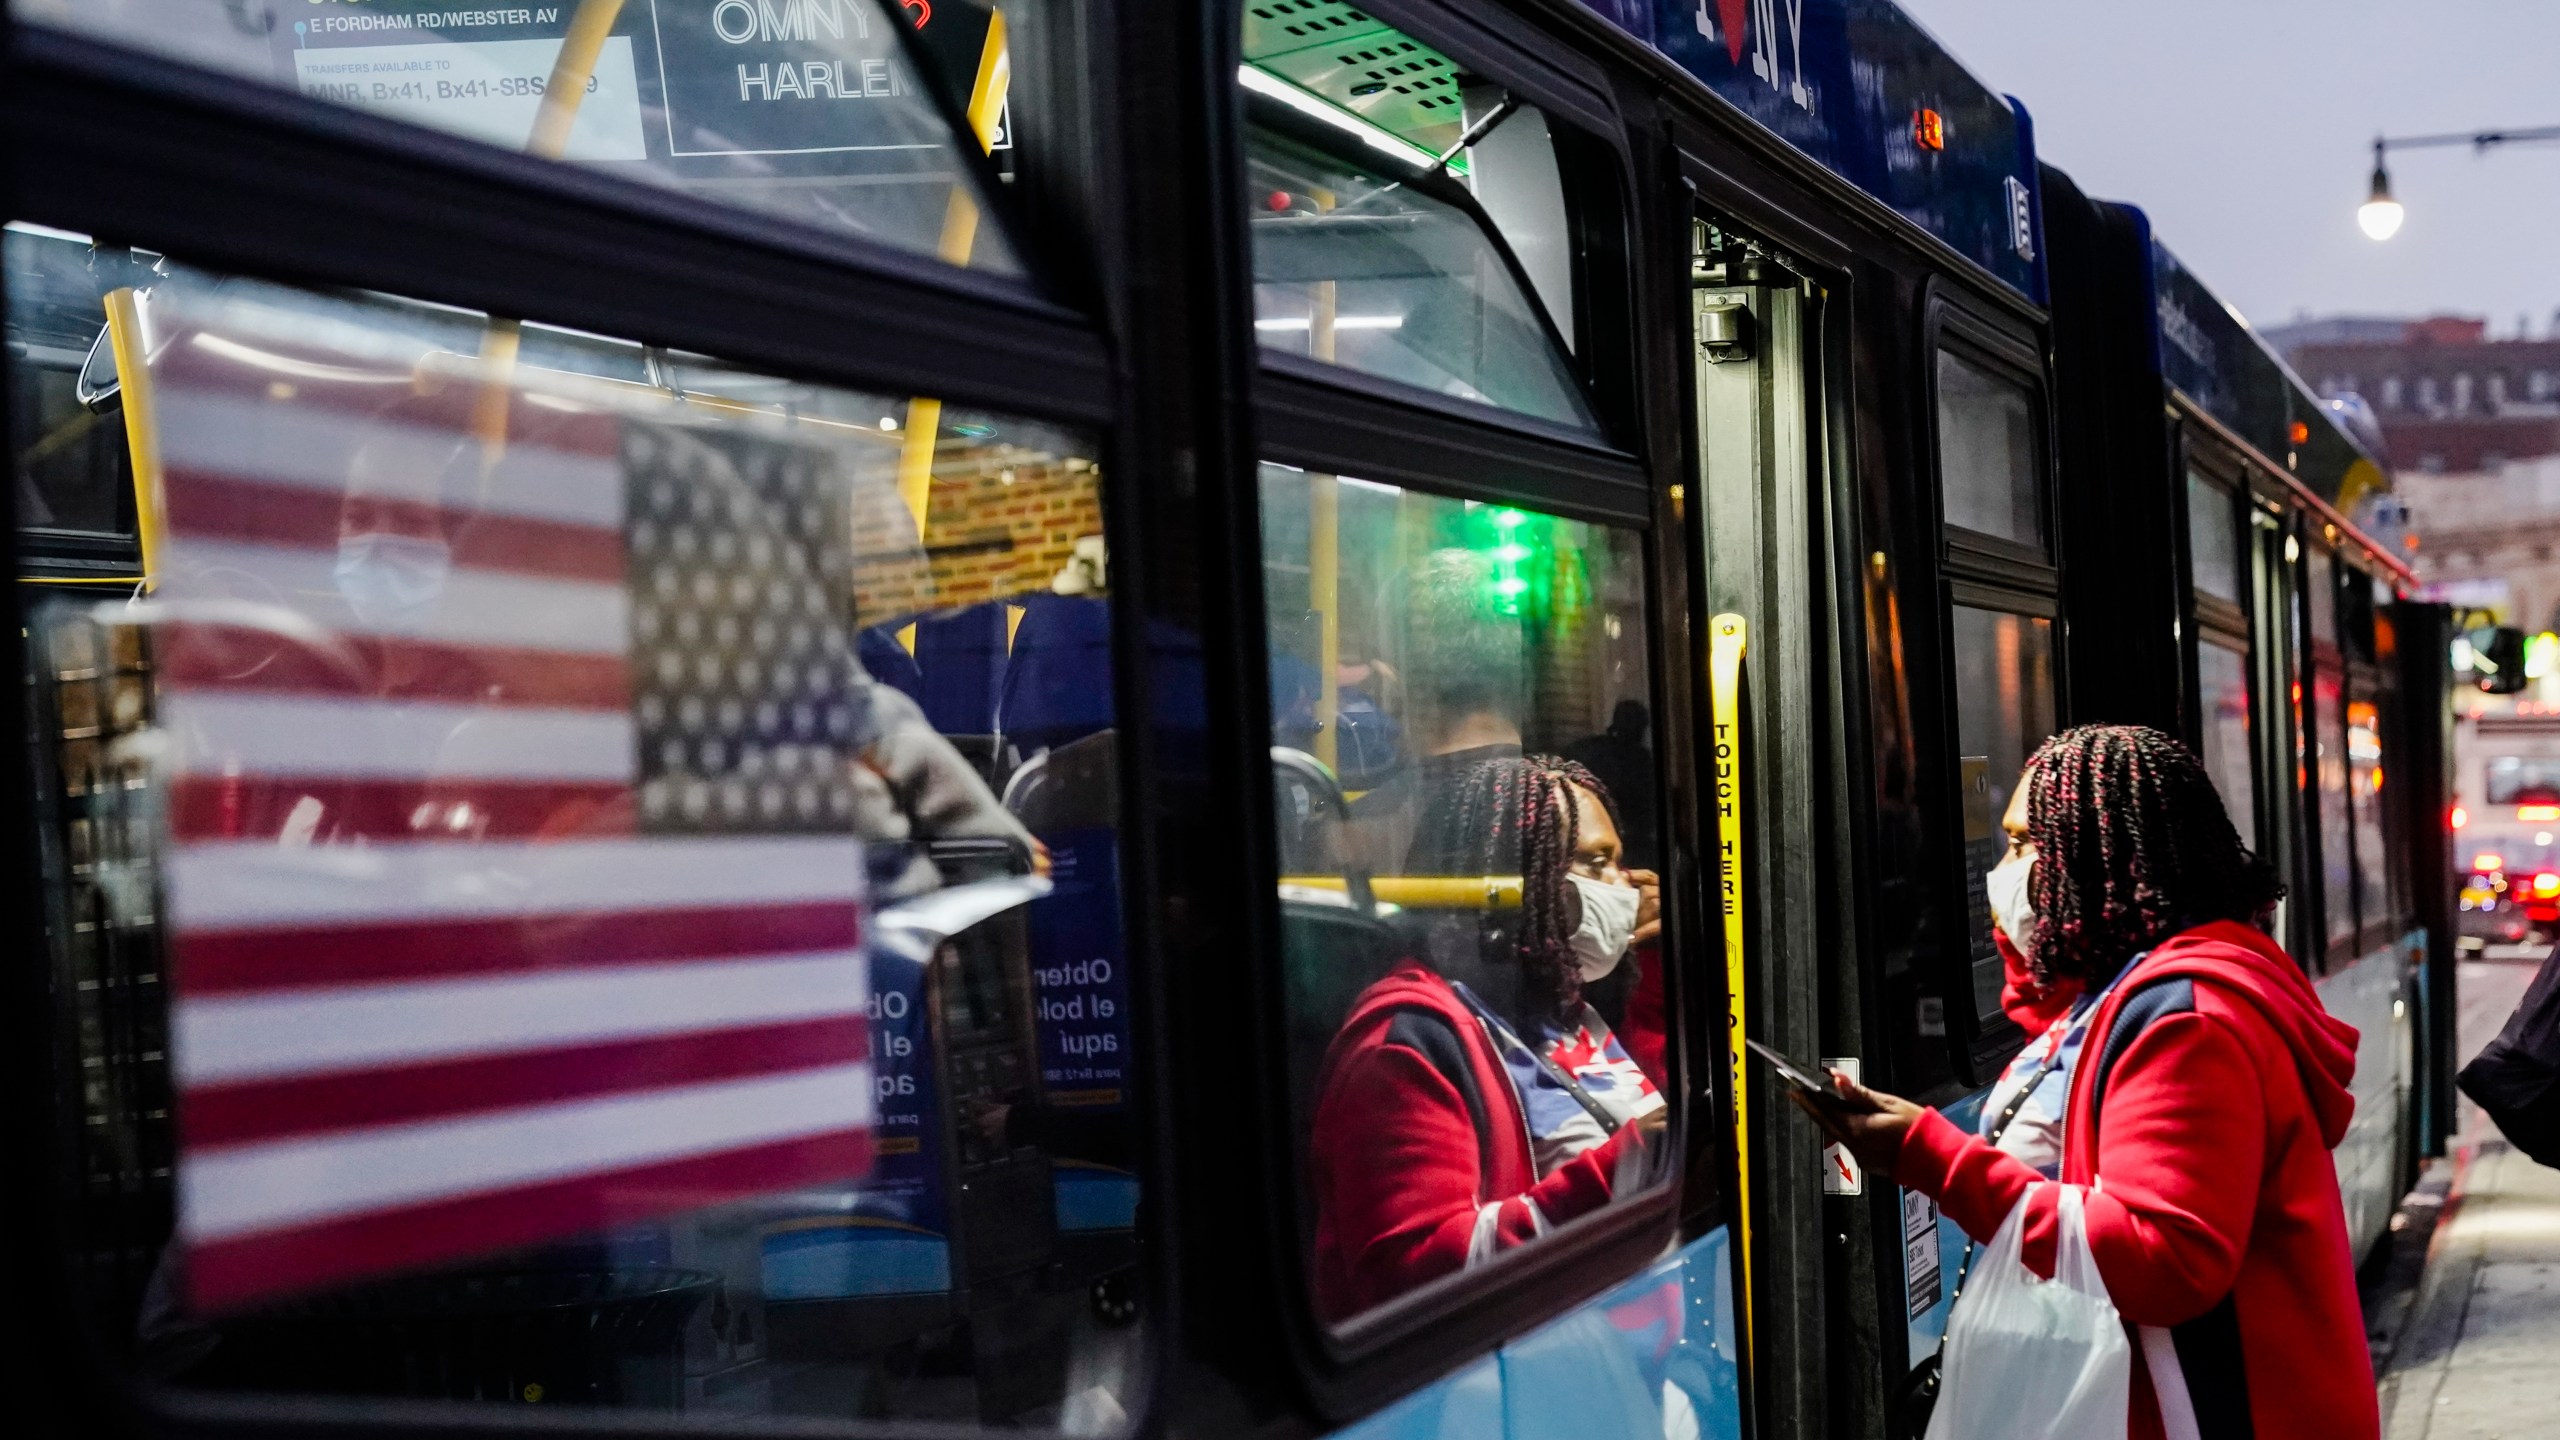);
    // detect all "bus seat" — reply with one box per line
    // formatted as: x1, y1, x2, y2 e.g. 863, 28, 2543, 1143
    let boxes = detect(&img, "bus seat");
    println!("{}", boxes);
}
998, 593, 1114, 758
